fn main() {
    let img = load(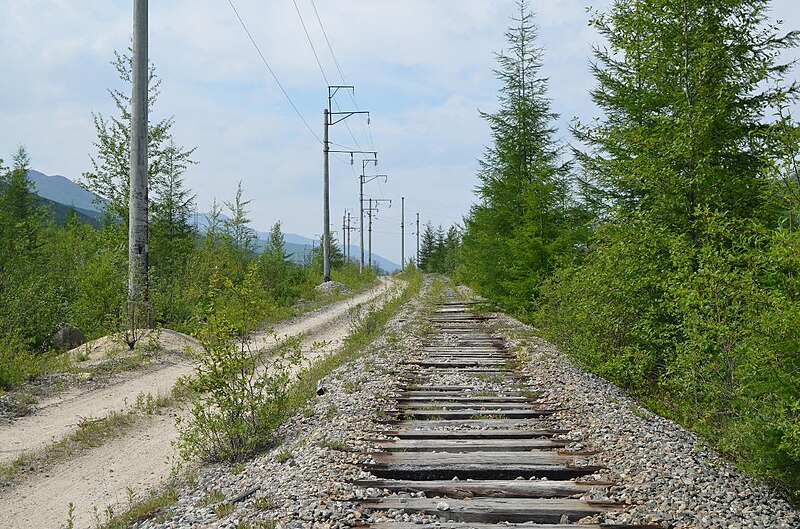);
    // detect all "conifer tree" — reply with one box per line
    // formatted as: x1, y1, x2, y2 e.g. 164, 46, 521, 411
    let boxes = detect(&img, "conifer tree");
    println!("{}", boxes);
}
81, 51, 195, 228
577, 0, 799, 231
460, 0, 575, 310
